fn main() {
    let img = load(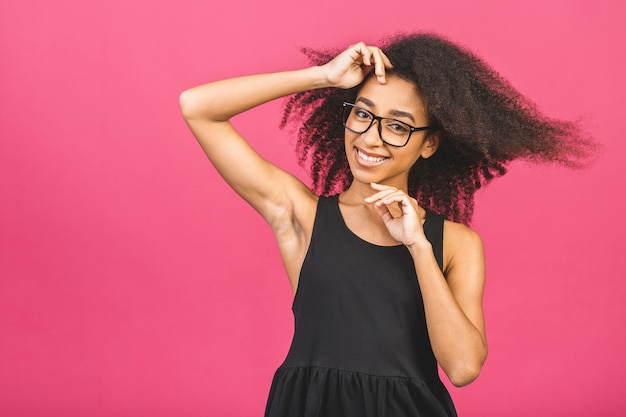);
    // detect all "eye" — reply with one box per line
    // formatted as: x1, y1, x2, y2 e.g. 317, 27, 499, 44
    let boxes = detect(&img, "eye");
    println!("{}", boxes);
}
354, 108, 373, 121
384, 120, 410, 134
